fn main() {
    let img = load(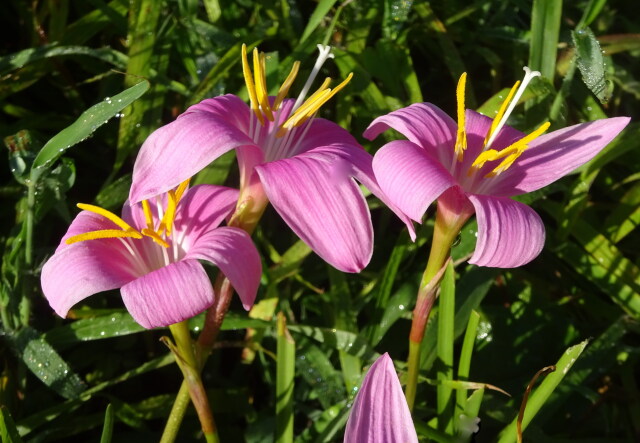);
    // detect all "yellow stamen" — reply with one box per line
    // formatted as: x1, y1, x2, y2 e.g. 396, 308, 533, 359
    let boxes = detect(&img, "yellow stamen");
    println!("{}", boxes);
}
141, 200, 154, 231
241, 44, 264, 125
484, 80, 520, 147
157, 190, 178, 236
273, 61, 300, 111
471, 149, 503, 170
454, 72, 467, 161
141, 228, 170, 248
281, 73, 352, 131
174, 178, 191, 203
253, 49, 274, 121
77, 203, 137, 232
65, 229, 142, 245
